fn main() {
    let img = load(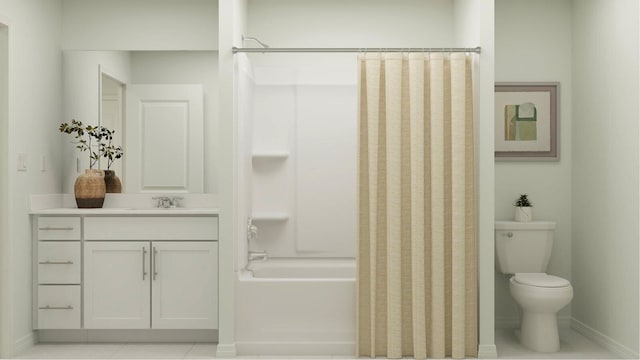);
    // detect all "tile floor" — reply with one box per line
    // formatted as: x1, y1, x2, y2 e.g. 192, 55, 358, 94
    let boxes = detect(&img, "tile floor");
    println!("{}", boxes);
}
14, 328, 620, 360
495, 326, 619, 359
